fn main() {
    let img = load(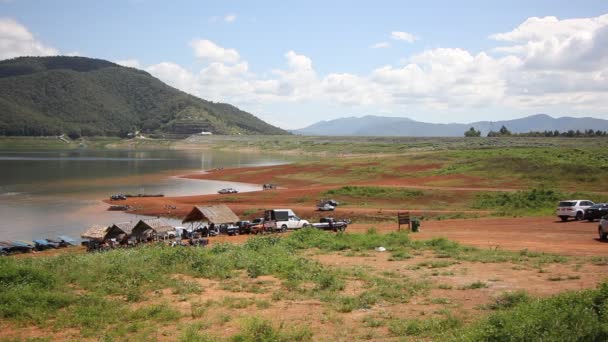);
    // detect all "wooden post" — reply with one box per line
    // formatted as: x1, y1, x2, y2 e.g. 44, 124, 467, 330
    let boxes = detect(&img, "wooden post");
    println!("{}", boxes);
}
398, 212, 411, 231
